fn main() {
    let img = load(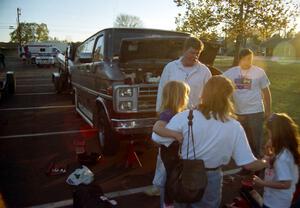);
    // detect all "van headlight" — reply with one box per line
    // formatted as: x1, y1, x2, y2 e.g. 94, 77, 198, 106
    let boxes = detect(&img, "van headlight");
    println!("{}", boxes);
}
119, 101, 133, 111
114, 86, 137, 112
119, 88, 133, 97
